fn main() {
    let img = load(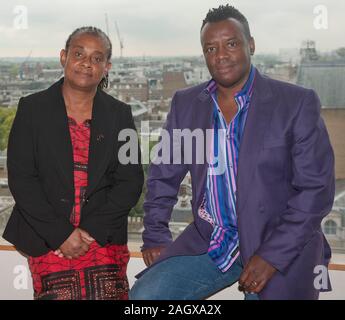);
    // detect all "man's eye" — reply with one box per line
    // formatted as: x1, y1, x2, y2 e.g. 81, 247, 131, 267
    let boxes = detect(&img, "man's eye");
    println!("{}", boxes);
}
228, 41, 238, 48
206, 47, 216, 54
75, 52, 82, 58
